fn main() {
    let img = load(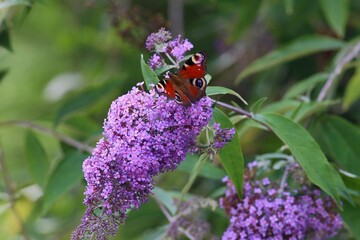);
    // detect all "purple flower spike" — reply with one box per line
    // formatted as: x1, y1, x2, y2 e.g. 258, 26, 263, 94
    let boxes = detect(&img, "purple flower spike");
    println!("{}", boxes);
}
145, 27, 172, 51
220, 162, 343, 240
72, 87, 213, 239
